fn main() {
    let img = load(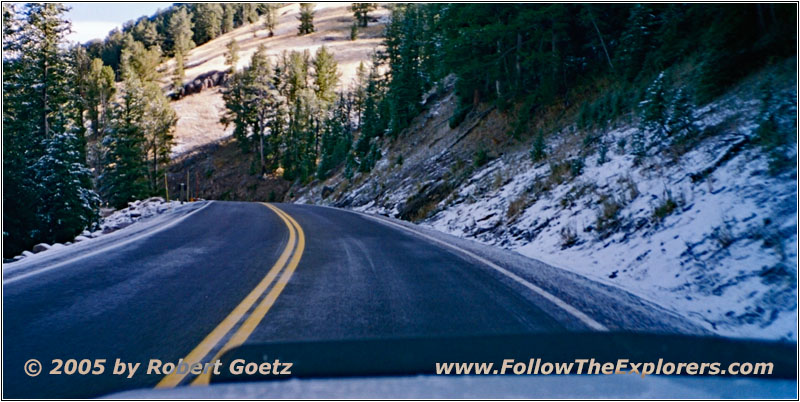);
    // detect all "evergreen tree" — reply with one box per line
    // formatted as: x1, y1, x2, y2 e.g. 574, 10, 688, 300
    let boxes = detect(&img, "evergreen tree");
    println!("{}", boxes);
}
312, 46, 341, 105
34, 133, 100, 242
351, 3, 377, 27
224, 39, 239, 73
384, 4, 425, 136
69, 44, 91, 158
120, 34, 162, 83
283, 89, 318, 181
168, 6, 194, 56
263, 3, 278, 37
351, 61, 368, 128
222, 45, 287, 172
317, 95, 352, 179
249, 45, 288, 172
239, 3, 259, 25
100, 77, 150, 208
102, 37, 176, 203
139, 20, 160, 48
350, 22, 358, 40
356, 61, 386, 167
297, 3, 315, 35
615, 4, 658, 81
285, 50, 310, 103
666, 87, 698, 144
173, 50, 185, 91
222, 4, 235, 33
220, 70, 253, 154
529, 131, 547, 162
3, 3, 100, 255
638, 72, 669, 139
86, 58, 116, 139
192, 3, 223, 44
140, 81, 177, 193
